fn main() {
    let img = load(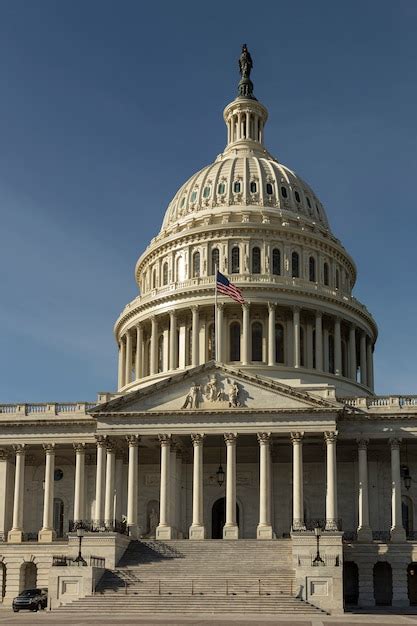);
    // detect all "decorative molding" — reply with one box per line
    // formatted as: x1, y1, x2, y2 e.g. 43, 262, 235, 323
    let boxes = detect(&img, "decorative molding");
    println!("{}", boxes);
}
73, 443, 86, 453
126, 435, 141, 447
158, 434, 172, 446
290, 432, 304, 444
42, 443, 55, 454
190, 434, 205, 446
357, 438, 369, 450
12, 444, 26, 454
224, 433, 237, 445
324, 431, 338, 444
257, 432, 271, 444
